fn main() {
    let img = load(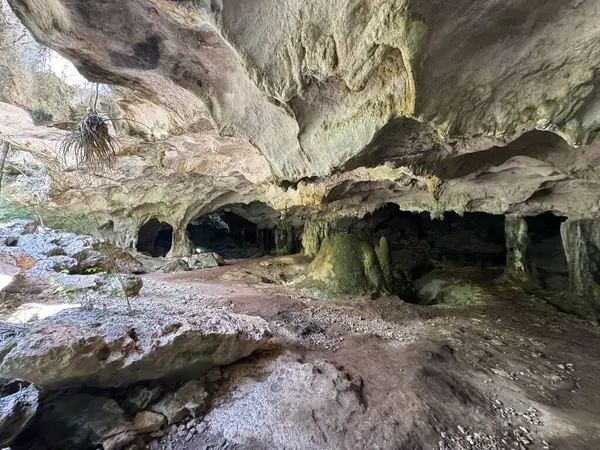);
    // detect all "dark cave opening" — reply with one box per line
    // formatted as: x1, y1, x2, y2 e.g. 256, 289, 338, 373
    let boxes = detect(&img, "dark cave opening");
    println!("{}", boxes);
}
337, 204, 507, 300
136, 218, 173, 257
342, 204, 507, 272
526, 212, 568, 289
187, 202, 282, 259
